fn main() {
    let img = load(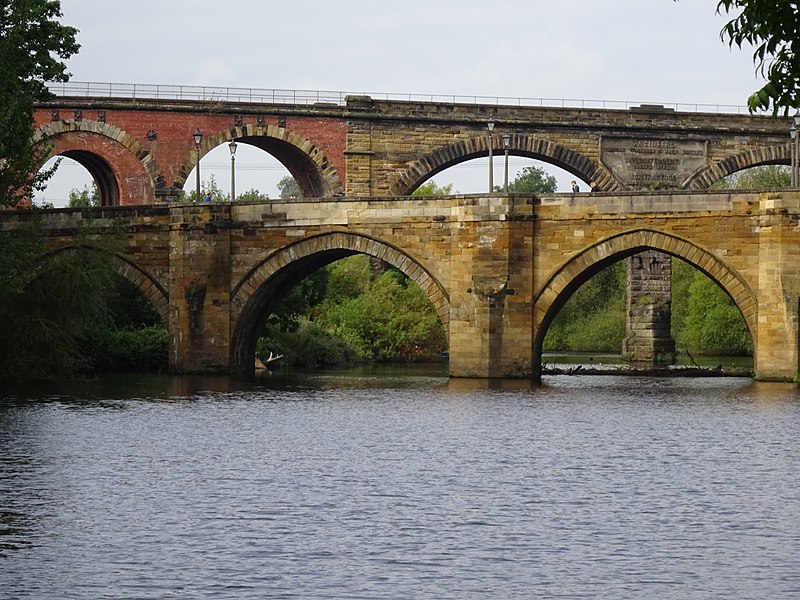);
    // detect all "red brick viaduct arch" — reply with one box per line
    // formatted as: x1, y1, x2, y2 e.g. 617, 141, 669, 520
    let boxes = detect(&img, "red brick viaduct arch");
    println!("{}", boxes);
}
34, 119, 344, 203
174, 123, 344, 198
390, 134, 619, 195
531, 227, 758, 368
229, 231, 448, 371
34, 120, 159, 205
